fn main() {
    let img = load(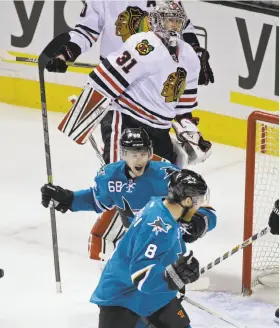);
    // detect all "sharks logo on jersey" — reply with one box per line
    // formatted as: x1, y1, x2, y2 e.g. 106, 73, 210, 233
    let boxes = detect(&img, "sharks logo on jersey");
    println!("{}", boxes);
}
161, 67, 187, 103
115, 6, 149, 42
148, 217, 172, 236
